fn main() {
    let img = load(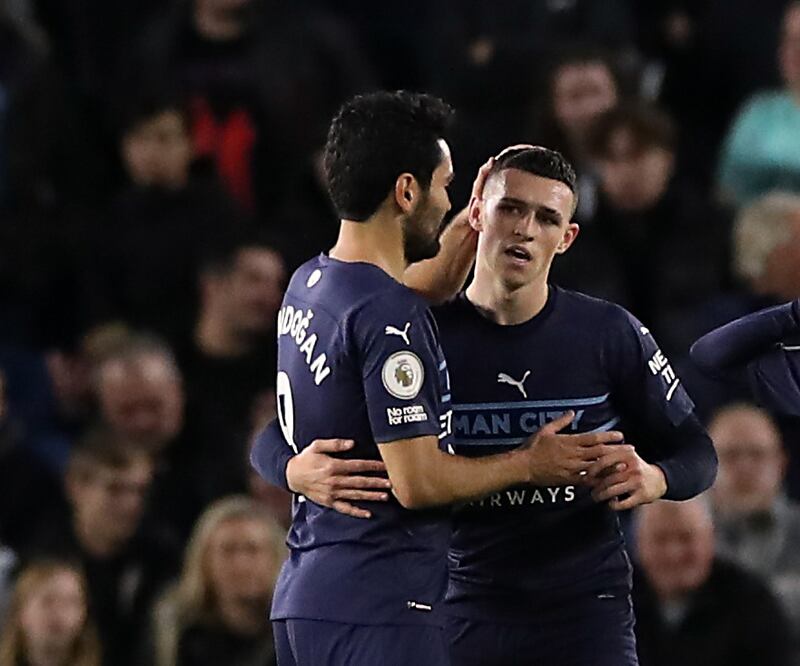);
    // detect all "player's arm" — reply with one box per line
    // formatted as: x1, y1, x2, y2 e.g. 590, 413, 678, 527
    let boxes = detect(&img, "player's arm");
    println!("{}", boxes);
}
586, 309, 718, 511
403, 157, 491, 303
690, 300, 800, 377
691, 300, 800, 416
402, 210, 478, 304
250, 419, 392, 519
378, 412, 624, 509
587, 414, 714, 510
